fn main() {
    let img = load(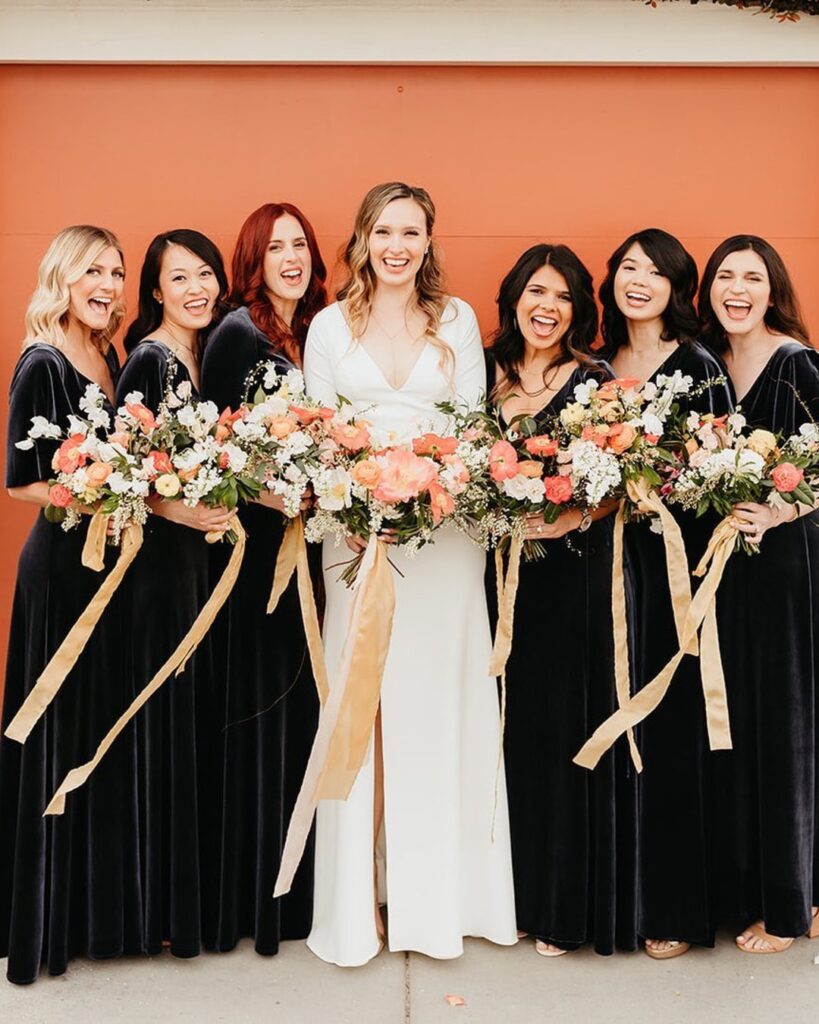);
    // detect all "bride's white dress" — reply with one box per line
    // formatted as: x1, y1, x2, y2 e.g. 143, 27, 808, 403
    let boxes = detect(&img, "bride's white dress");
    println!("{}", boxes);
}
303, 298, 516, 966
